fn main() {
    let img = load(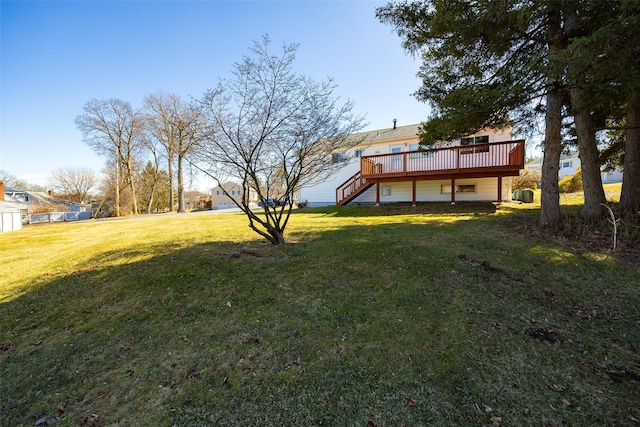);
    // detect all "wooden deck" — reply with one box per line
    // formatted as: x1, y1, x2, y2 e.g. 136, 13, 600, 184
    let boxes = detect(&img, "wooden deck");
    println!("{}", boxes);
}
336, 140, 525, 206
